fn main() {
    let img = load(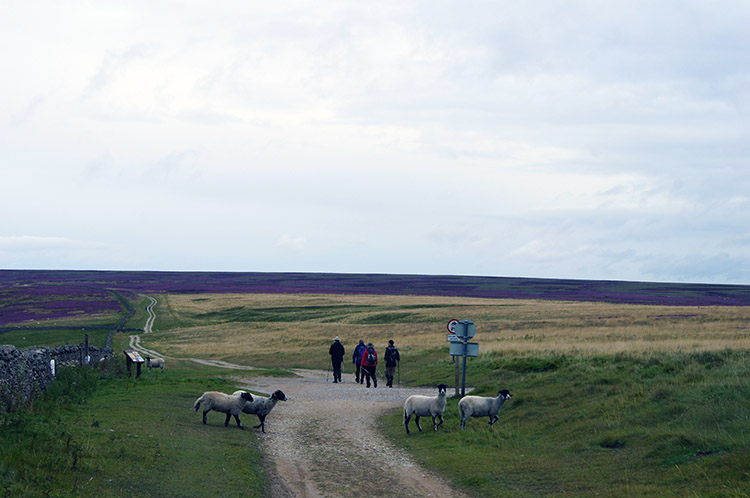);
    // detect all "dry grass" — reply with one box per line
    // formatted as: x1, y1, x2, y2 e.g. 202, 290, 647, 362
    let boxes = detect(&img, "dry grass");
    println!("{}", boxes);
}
145, 293, 750, 367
